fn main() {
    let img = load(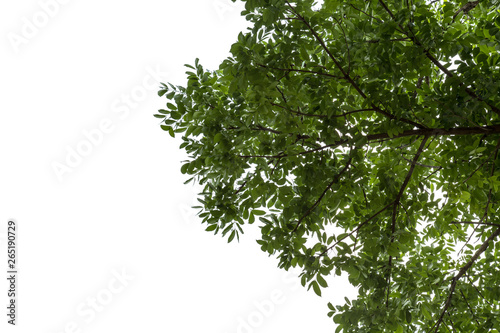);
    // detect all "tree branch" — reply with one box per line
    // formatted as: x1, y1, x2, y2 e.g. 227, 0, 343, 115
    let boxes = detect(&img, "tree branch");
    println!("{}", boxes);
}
258, 64, 344, 79
386, 136, 428, 307
292, 158, 352, 233
271, 102, 376, 119
318, 201, 396, 257
451, 221, 500, 227
463, 139, 500, 184
332, 16, 351, 75
459, 289, 480, 326
466, 273, 492, 306
238, 124, 500, 159
349, 4, 383, 23
432, 226, 500, 332
401, 155, 440, 168
452, 0, 479, 21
